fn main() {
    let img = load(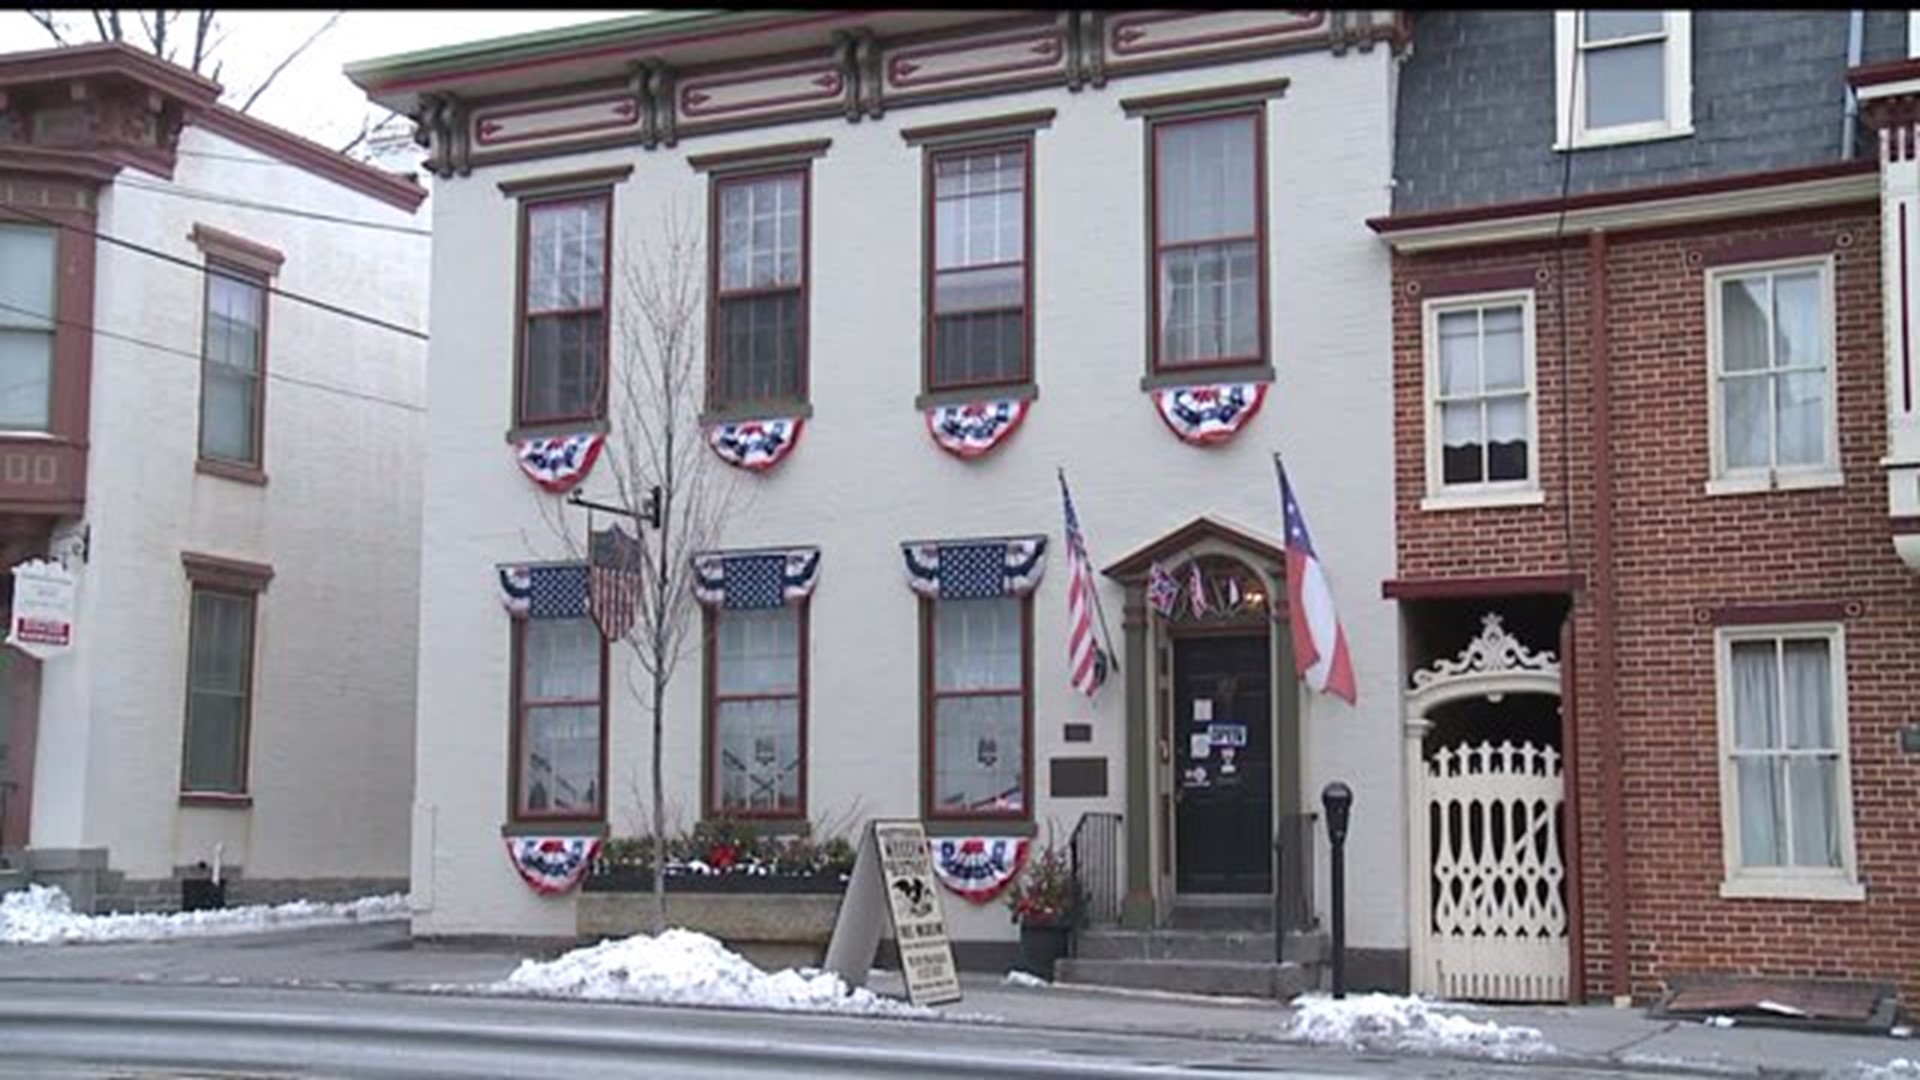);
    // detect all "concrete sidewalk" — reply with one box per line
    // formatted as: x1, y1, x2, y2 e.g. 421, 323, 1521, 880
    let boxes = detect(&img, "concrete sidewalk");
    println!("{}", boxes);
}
0, 920, 1911, 1079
